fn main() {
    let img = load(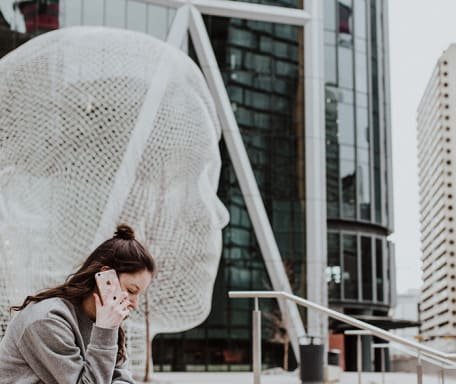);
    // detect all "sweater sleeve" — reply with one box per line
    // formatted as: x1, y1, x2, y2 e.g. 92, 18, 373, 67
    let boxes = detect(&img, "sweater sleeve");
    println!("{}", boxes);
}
112, 357, 136, 383
17, 317, 119, 384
